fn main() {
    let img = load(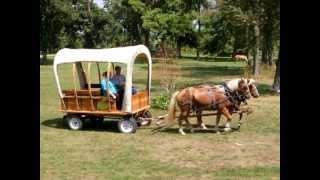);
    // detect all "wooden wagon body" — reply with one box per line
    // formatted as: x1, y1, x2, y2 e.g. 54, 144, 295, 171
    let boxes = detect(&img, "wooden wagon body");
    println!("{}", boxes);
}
53, 45, 152, 133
